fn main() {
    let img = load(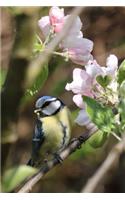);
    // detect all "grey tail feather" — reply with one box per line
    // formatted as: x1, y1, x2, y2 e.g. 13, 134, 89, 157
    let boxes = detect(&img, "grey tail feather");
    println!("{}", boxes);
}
27, 158, 35, 167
